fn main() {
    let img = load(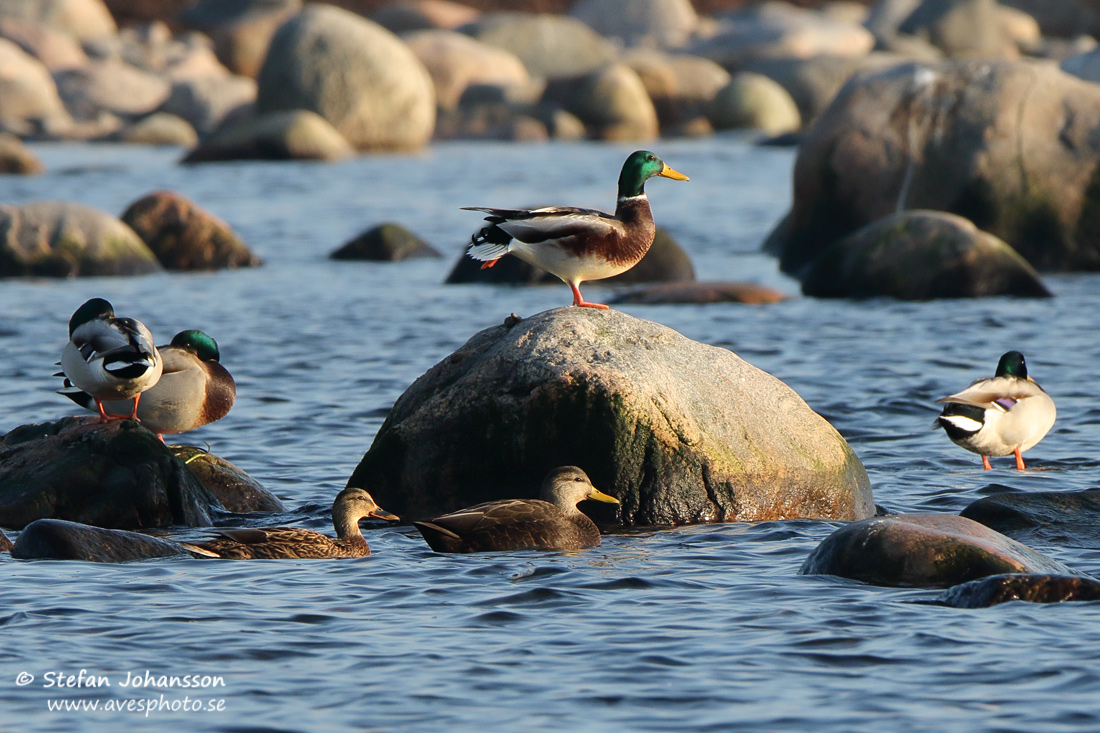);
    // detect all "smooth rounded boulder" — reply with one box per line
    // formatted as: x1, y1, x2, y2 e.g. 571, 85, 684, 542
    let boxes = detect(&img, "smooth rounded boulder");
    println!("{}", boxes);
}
169, 446, 285, 514
120, 190, 261, 271
800, 210, 1051, 299
0, 201, 161, 277
570, 0, 699, 49
181, 109, 354, 163
960, 488, 1100, 549
767, 60, 1100, 276
404, 30, 528, 112
257, 5, 435, 151
936, 574, 1100, 608
462, 12, 617, 80
610, 281, 789, 305
348, 308, 873, 525
543, 63, 659, 142
11, 519, 188, 562
0, 132, 42, 174
708, 72, 801, 134
800, 513, 1071, 588
0, 38, 72, 133
330, 223, 441, 262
